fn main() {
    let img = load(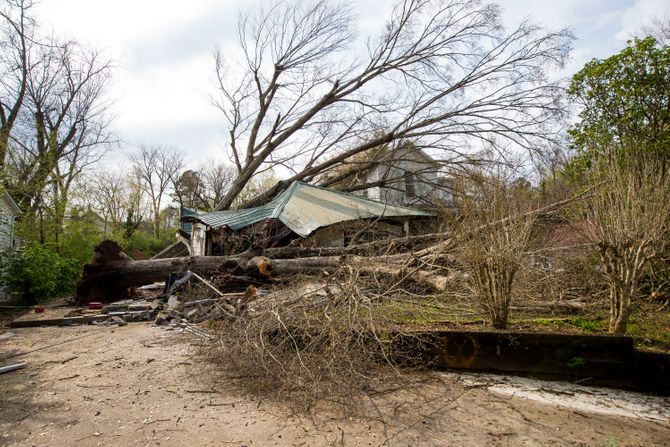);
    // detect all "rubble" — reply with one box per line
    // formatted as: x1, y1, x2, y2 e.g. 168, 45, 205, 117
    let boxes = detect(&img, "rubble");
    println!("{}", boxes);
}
11, 265, 262, 330
10, 301, 162, 328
